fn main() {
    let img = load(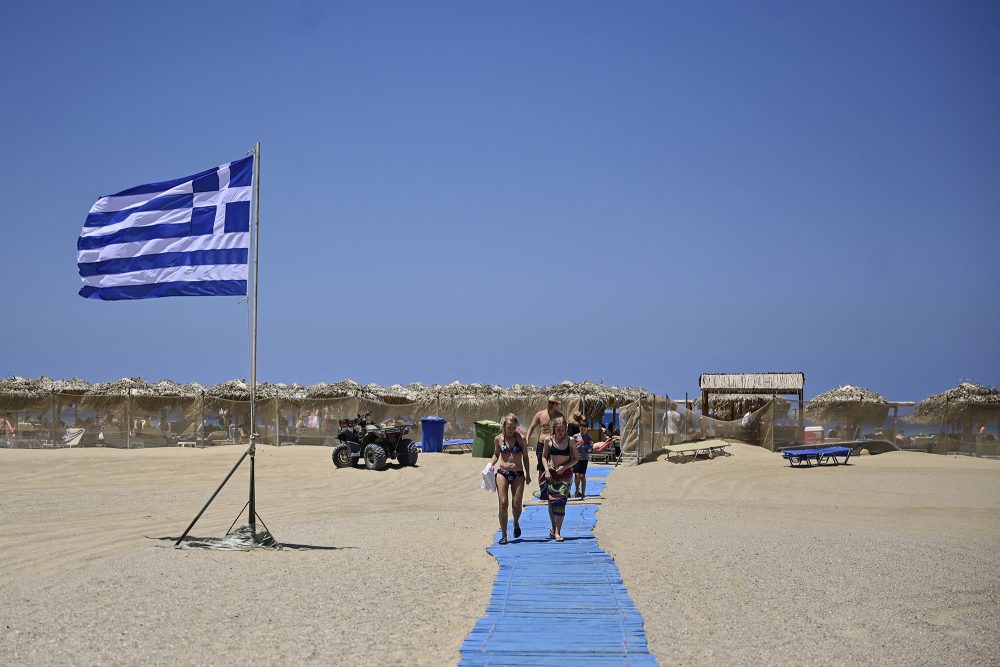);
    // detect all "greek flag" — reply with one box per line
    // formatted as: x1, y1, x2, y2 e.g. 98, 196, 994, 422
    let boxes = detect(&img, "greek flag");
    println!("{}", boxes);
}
77, 156, 254, 300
